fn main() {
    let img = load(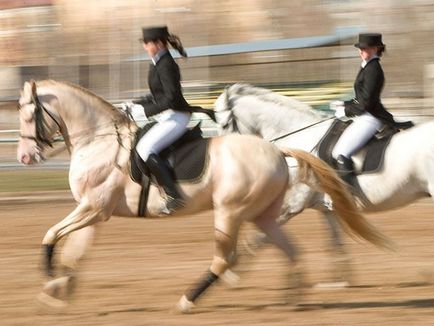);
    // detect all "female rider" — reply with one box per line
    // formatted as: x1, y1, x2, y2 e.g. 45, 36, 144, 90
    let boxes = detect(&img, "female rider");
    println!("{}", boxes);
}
133, 26, 212, 213
331, 33, 406, 182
